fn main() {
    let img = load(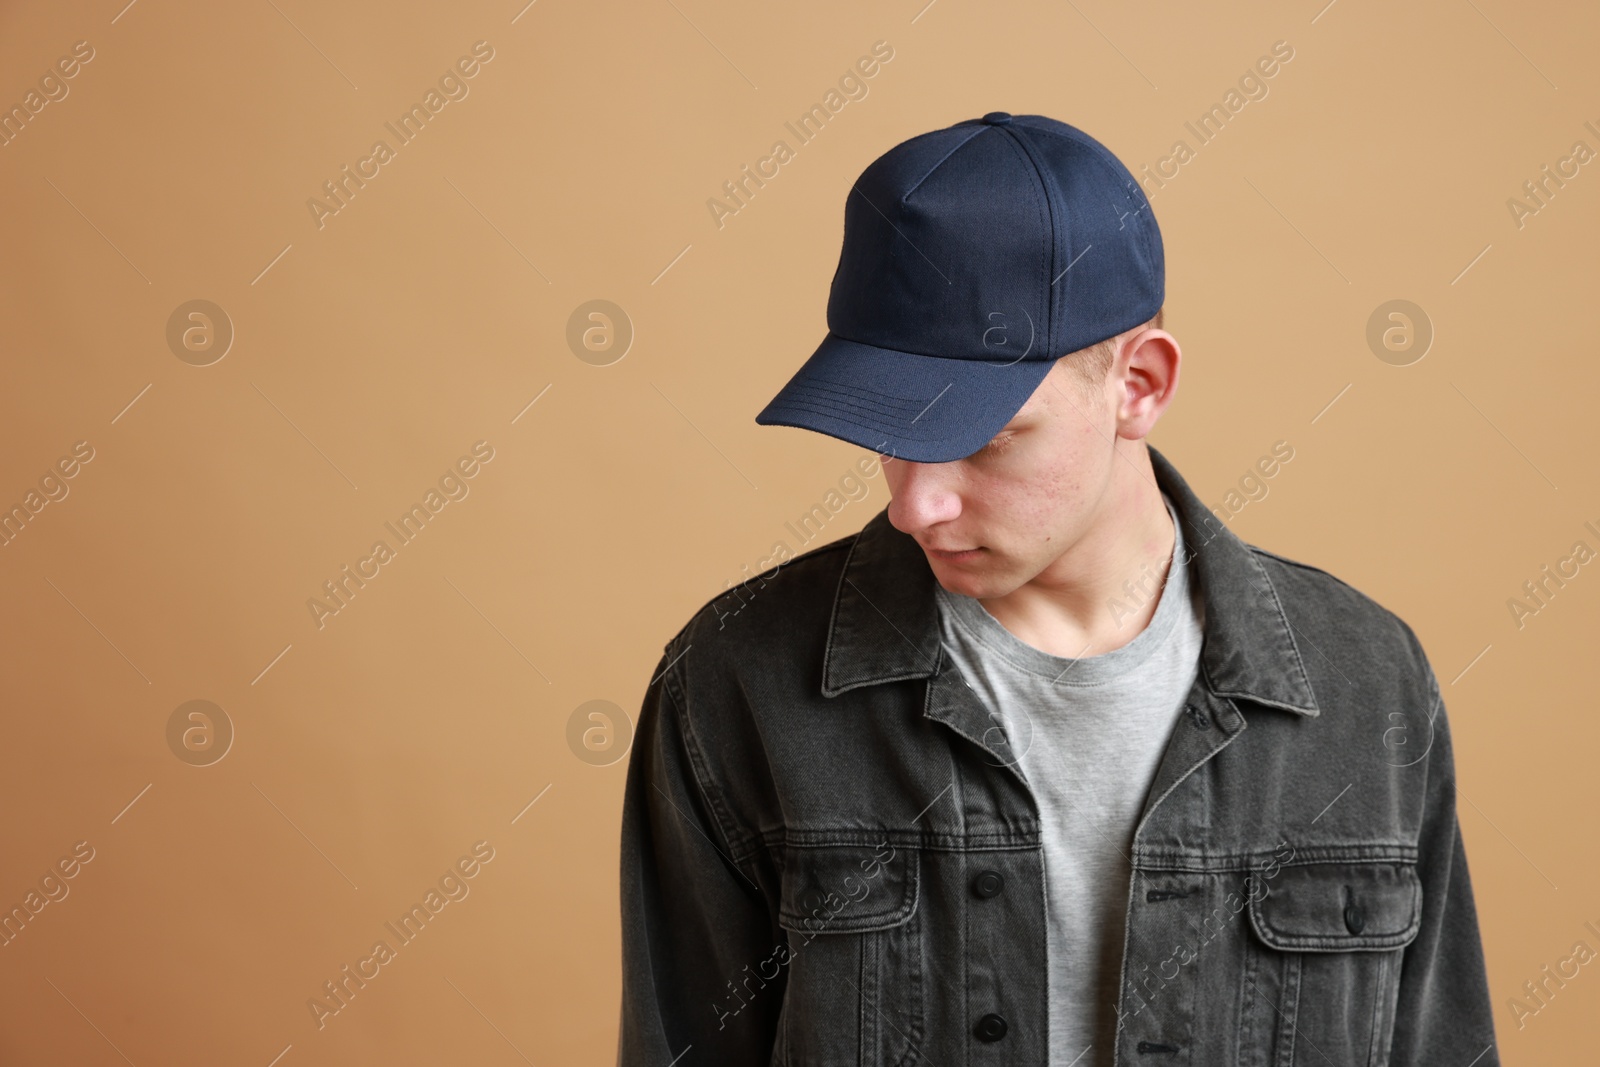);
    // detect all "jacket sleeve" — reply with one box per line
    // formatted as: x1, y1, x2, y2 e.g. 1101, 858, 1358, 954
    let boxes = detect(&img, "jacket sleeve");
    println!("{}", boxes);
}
1386, 675, 1500, 1065
617, 642, 785, 1066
